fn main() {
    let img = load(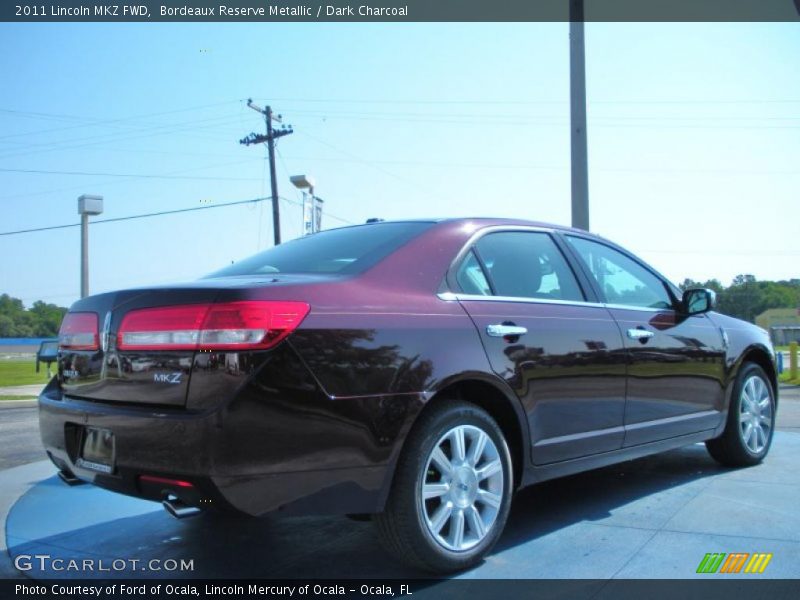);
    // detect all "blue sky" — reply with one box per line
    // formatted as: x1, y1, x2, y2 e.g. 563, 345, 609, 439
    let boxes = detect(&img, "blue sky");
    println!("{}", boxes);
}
0, 22, 798, 307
